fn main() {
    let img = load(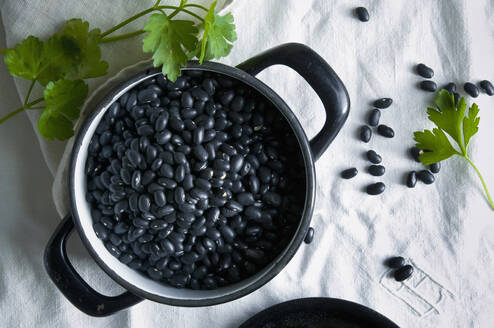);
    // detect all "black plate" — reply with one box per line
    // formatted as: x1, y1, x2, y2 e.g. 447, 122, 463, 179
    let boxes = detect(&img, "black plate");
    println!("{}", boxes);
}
239, 297, 400, 328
